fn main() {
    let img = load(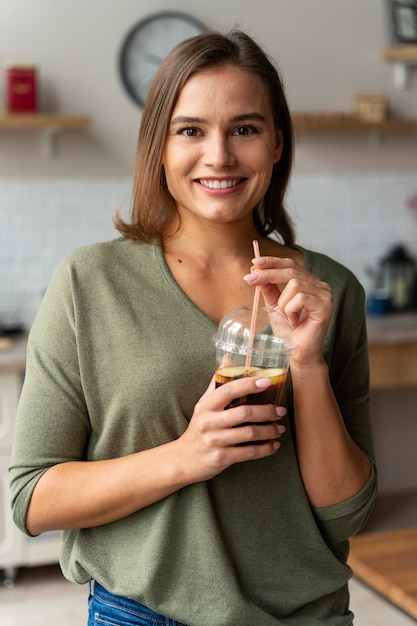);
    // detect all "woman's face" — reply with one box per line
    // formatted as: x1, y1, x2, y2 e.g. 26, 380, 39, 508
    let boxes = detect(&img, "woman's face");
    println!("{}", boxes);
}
162, 64, 283, 230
